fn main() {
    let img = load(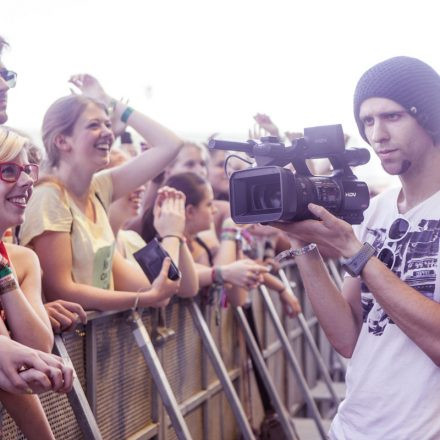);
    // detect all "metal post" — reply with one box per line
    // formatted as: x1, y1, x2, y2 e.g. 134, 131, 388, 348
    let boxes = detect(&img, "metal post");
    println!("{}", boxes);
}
278, 268, 341, 408
234, 306, 299, 440
127, 310, 193, 440
259, 284, 328, 439
324, 261, 349, 375
53, 335, 103, 440
186, 299, 255, 440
